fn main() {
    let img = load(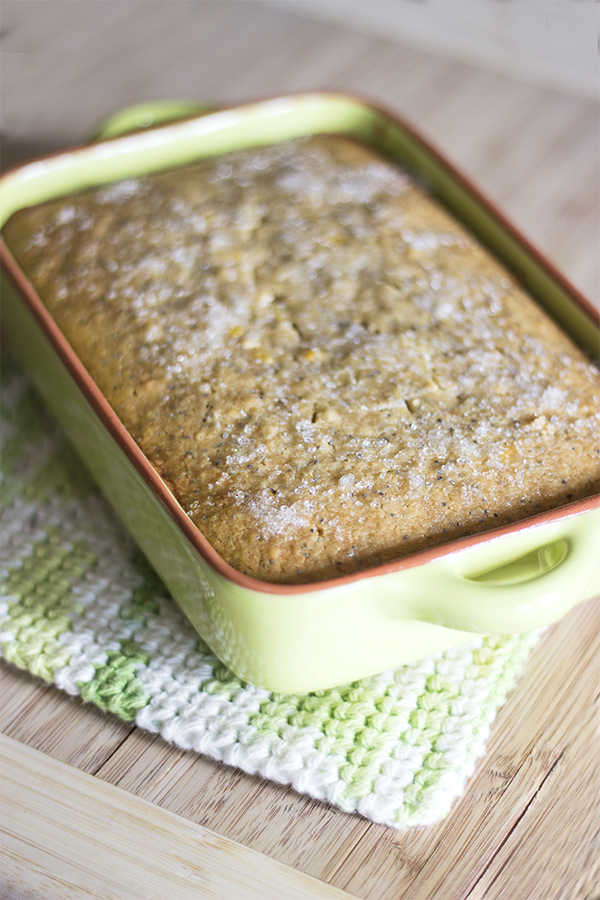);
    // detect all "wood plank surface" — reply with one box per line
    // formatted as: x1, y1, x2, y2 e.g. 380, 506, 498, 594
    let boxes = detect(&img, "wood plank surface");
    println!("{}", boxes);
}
0, 735, 352, 900
1, 3, 599, 899
274, 1, 600, 99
